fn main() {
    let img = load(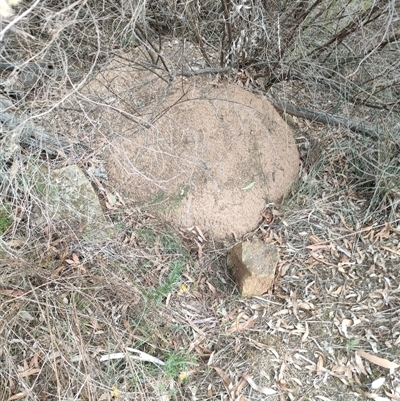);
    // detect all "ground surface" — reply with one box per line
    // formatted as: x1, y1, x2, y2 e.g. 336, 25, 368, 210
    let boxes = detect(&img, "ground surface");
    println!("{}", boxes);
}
1, 45, 400, 401
2, 120, 400, 401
